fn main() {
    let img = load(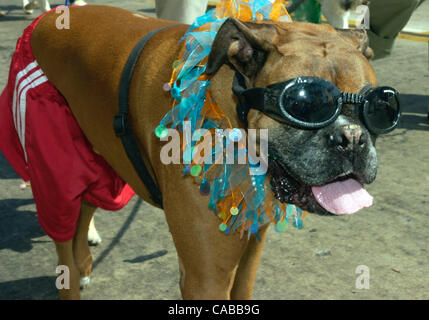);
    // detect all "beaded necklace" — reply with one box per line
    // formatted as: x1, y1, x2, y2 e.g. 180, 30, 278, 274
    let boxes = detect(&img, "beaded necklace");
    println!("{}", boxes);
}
155, 0, 306, 239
